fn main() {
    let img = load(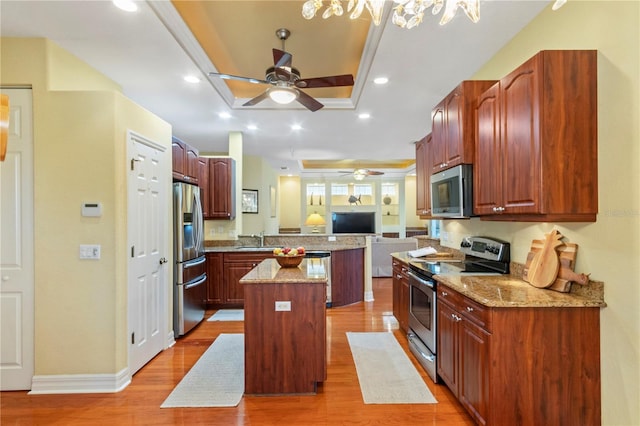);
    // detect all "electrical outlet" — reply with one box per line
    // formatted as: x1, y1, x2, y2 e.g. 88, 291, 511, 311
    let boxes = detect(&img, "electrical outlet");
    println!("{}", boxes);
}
328, 236, 337, 242
441, 231, 449, 243
79, 244, 101, 259
275, 301, 291, 311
